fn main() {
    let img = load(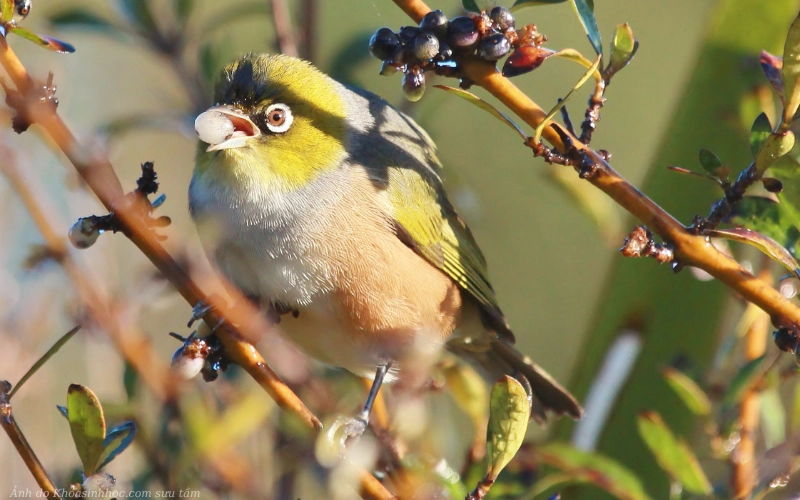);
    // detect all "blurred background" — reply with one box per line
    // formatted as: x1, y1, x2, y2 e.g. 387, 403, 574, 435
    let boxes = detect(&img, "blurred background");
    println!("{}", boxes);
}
3, 0, 799, 498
